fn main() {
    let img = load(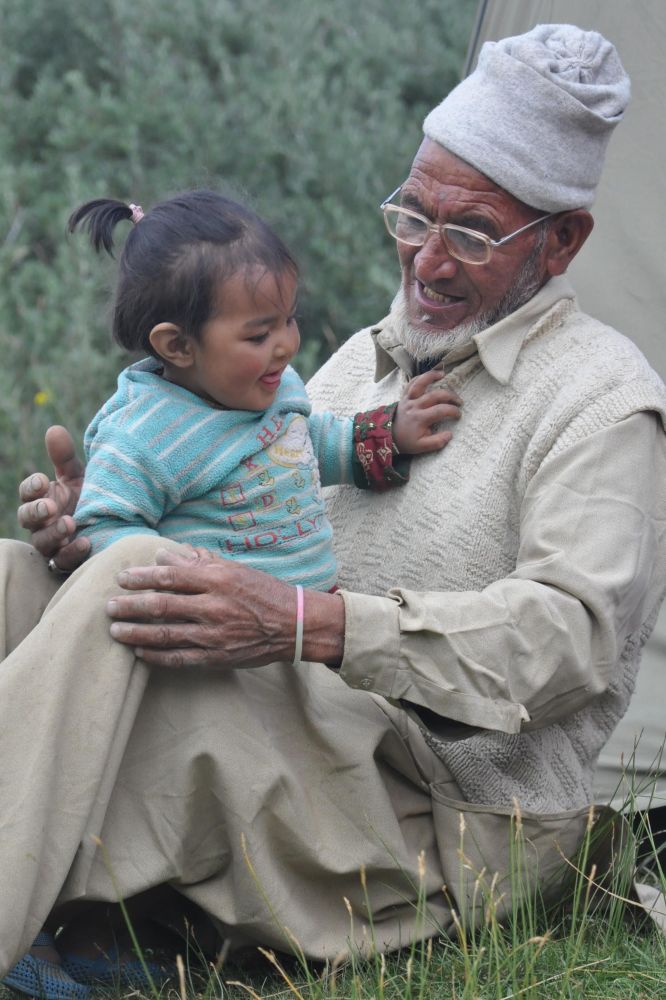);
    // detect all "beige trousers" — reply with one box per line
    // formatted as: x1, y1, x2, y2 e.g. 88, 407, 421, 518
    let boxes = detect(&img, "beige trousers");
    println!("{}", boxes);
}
0, 537, 589, 970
